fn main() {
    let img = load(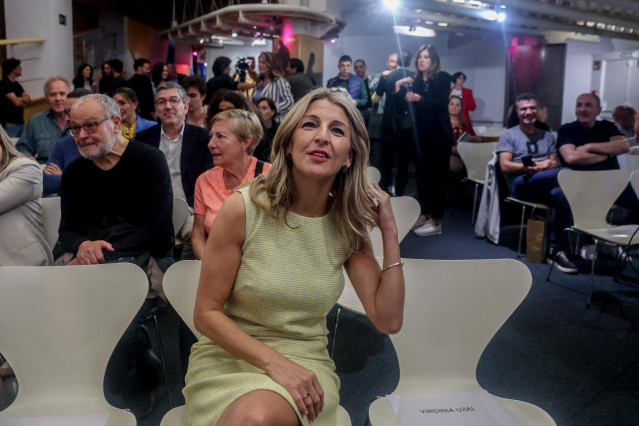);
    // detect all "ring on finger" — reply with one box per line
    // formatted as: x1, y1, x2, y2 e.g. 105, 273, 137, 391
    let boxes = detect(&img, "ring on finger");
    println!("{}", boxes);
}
303, 393, 311, 399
